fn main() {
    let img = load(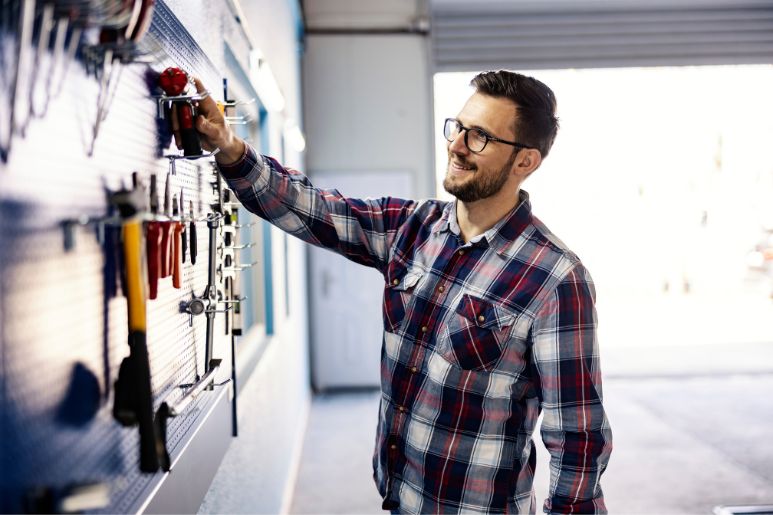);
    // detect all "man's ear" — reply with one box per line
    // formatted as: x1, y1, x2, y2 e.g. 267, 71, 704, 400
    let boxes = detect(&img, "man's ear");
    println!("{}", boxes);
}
513, 148, 543, 178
